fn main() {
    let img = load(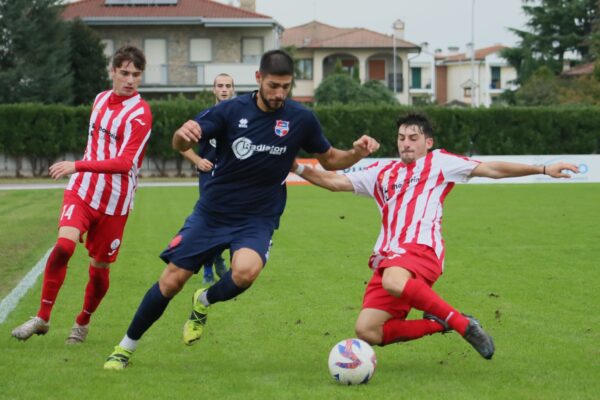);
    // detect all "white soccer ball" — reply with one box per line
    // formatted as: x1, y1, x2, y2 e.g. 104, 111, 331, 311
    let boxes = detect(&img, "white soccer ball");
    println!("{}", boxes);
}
328, 338, 377, 385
